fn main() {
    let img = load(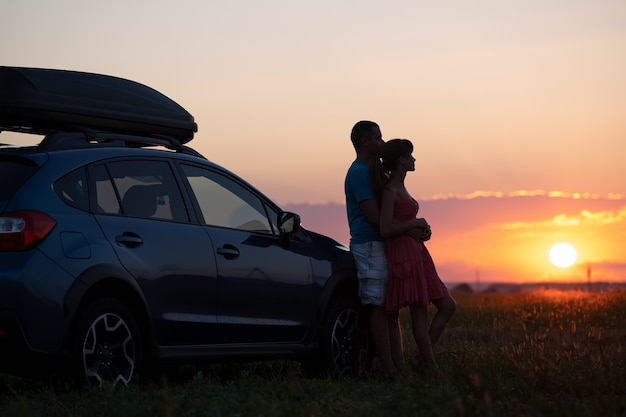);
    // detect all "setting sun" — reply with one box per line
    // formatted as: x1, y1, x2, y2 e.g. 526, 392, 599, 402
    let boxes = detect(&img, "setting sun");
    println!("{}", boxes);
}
549, 243, 577, 268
